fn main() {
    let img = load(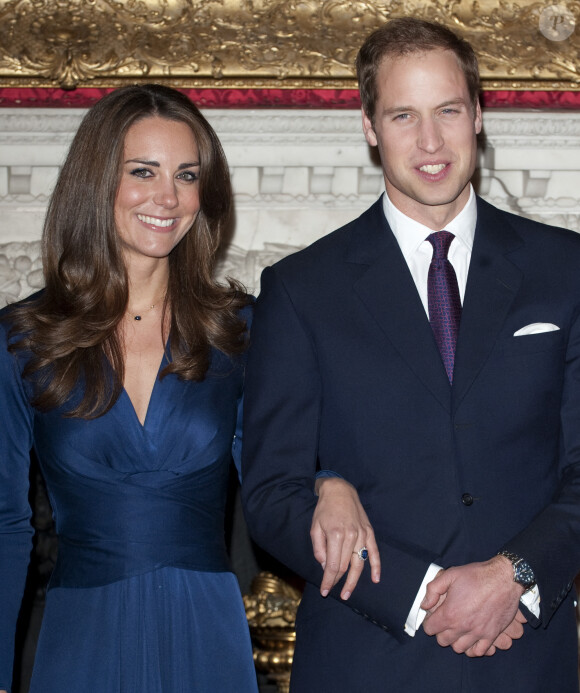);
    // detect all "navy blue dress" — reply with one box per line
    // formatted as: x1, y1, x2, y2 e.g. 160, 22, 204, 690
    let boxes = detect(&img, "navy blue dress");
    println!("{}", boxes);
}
0, 306, 258, 692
